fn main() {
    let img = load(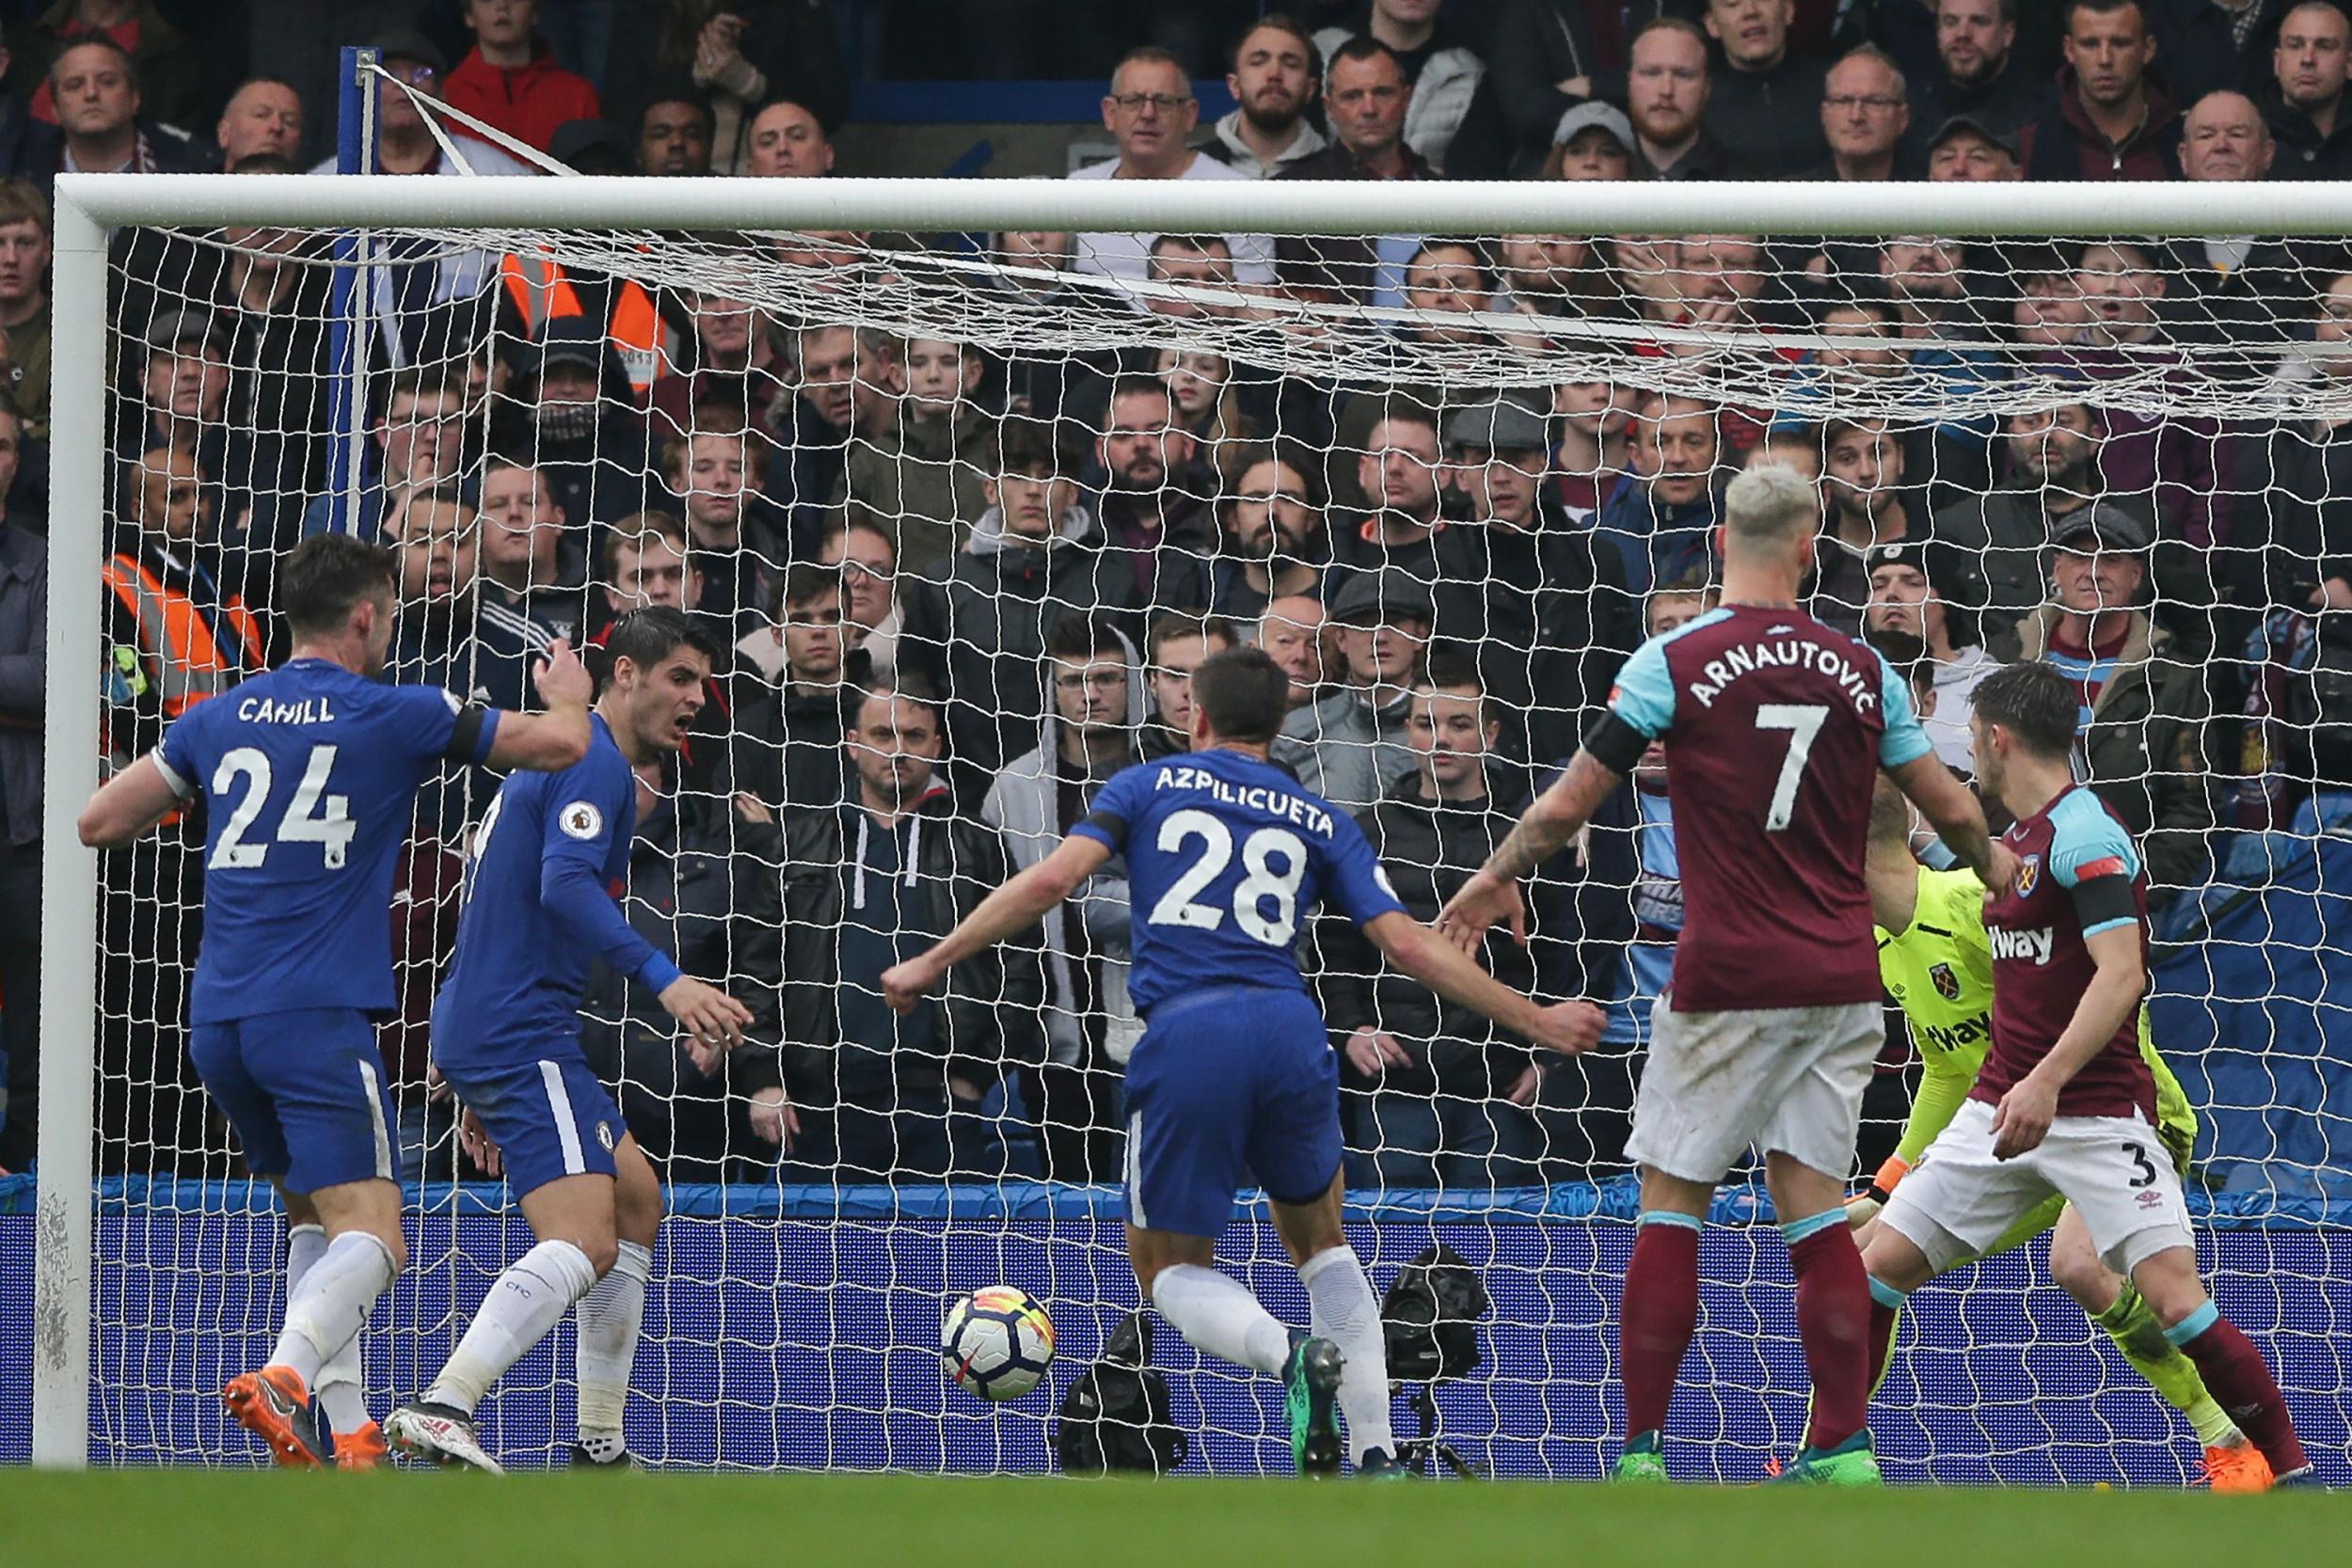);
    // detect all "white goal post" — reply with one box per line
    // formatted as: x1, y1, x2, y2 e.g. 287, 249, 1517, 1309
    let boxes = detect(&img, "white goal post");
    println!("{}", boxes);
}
34, 169, 2352, 1472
